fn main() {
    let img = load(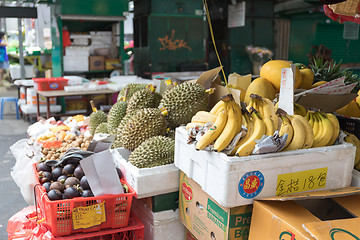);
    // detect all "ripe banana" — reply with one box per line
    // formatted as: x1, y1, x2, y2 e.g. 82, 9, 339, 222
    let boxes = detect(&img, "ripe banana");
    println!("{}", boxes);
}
279, 115, 294, 150
214, 101, 238, 152
195, 108, 228, 150
284, 115, 306, 151
232, 101, 243, 135
293, 114, 314, 149
235, 110, 266, 157
326, 113, 340, 146
231, 111, 253, 155
312, 112, 334, 148
263, 117, 276, 136
311, 113, 321, 141
210, 100, 226, 115
344, 132, 360, 168
261, 98, 279, 130
294, 103, 307, 117
191, 111, 217, 124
